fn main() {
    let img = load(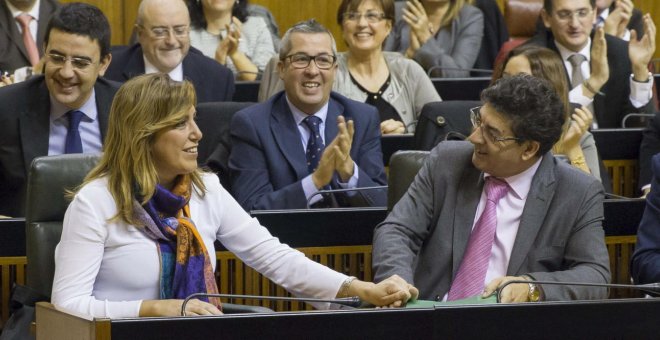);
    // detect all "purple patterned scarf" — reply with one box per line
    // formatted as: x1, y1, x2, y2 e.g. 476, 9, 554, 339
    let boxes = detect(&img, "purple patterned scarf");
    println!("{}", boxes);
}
133, 175, 221, 309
